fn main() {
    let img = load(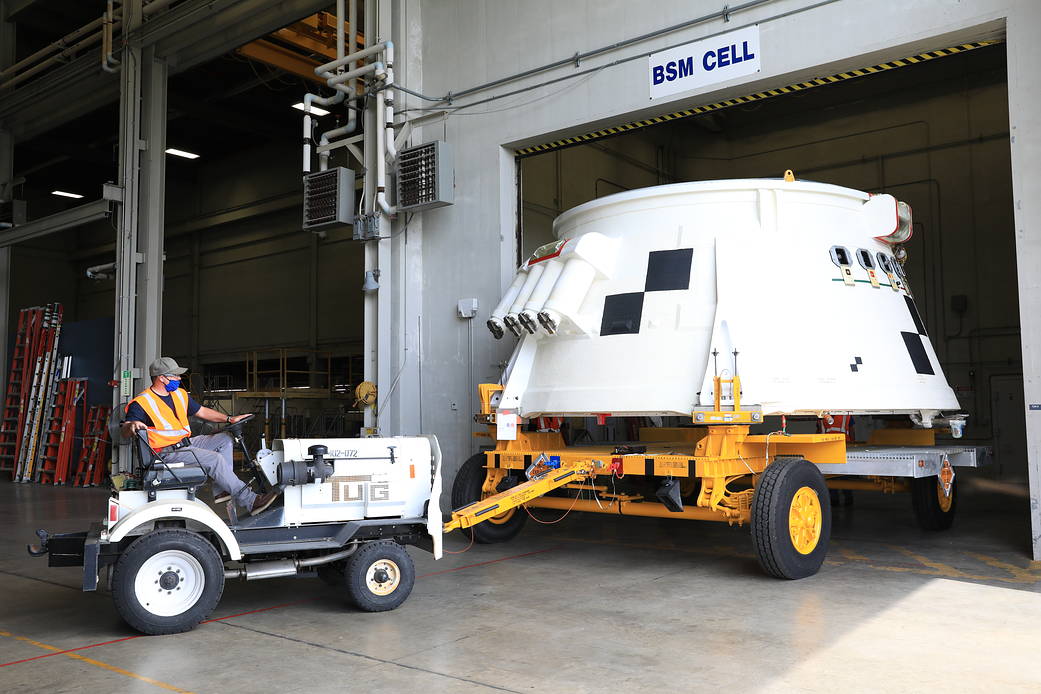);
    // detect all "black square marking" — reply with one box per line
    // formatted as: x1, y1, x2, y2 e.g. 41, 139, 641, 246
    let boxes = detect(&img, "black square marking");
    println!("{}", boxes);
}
904, 295, 927, 336
645, 248, 693, 292
600, 293, 644, 336
901, 332, 934, 375
850, 356, 863, 372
